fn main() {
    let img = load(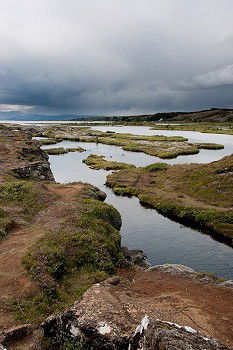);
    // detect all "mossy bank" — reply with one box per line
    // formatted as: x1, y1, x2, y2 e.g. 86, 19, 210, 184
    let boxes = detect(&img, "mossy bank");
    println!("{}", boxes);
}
106, 154, 233, 243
